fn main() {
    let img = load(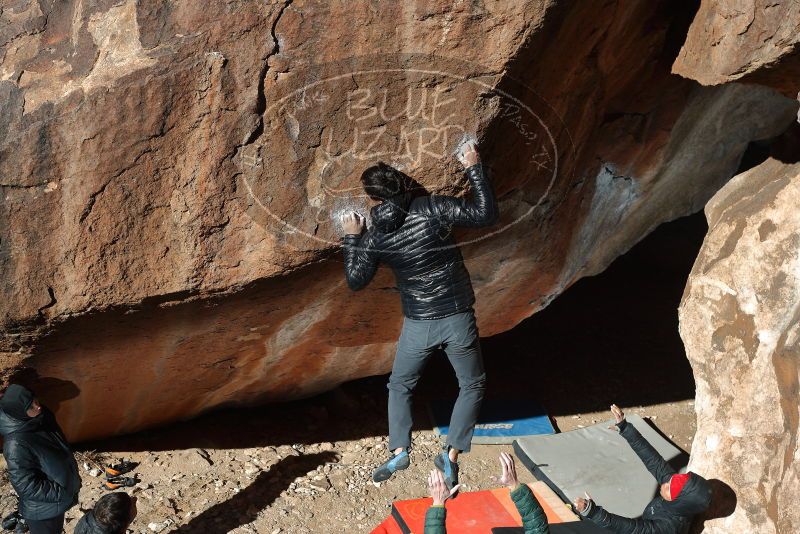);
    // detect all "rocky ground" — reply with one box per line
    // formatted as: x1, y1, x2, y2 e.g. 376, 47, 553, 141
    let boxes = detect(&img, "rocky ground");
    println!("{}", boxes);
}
0, 385, 696, 534
0, 214, 706, 533
7, 395, 693, 534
